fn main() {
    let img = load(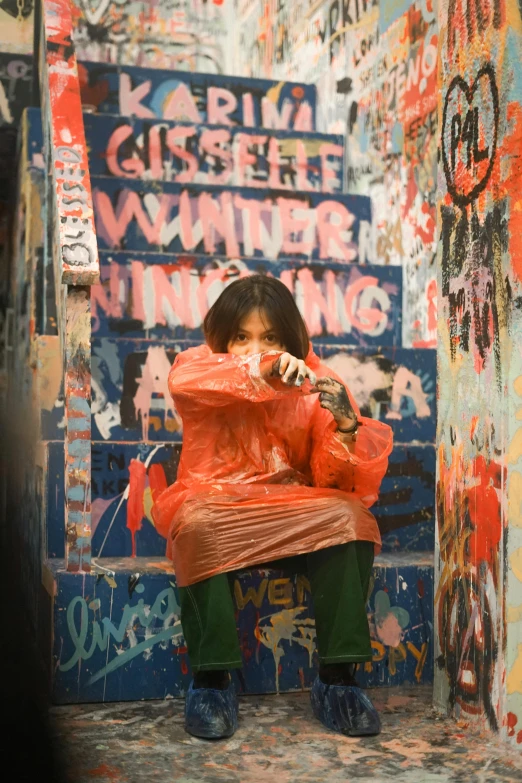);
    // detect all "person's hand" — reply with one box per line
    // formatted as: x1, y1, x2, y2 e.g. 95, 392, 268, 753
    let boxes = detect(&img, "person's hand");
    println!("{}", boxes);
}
269, 352, 317, 387
315, 377, 356, 428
